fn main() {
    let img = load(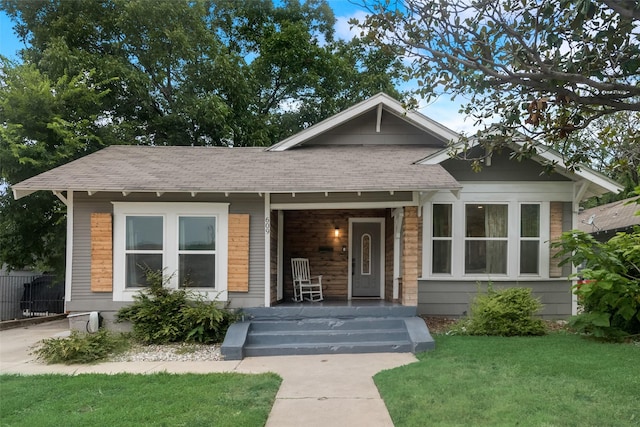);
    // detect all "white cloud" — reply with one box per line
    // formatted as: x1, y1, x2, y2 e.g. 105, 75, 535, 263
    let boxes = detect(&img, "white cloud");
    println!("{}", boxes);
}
334, 10, 369, 41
